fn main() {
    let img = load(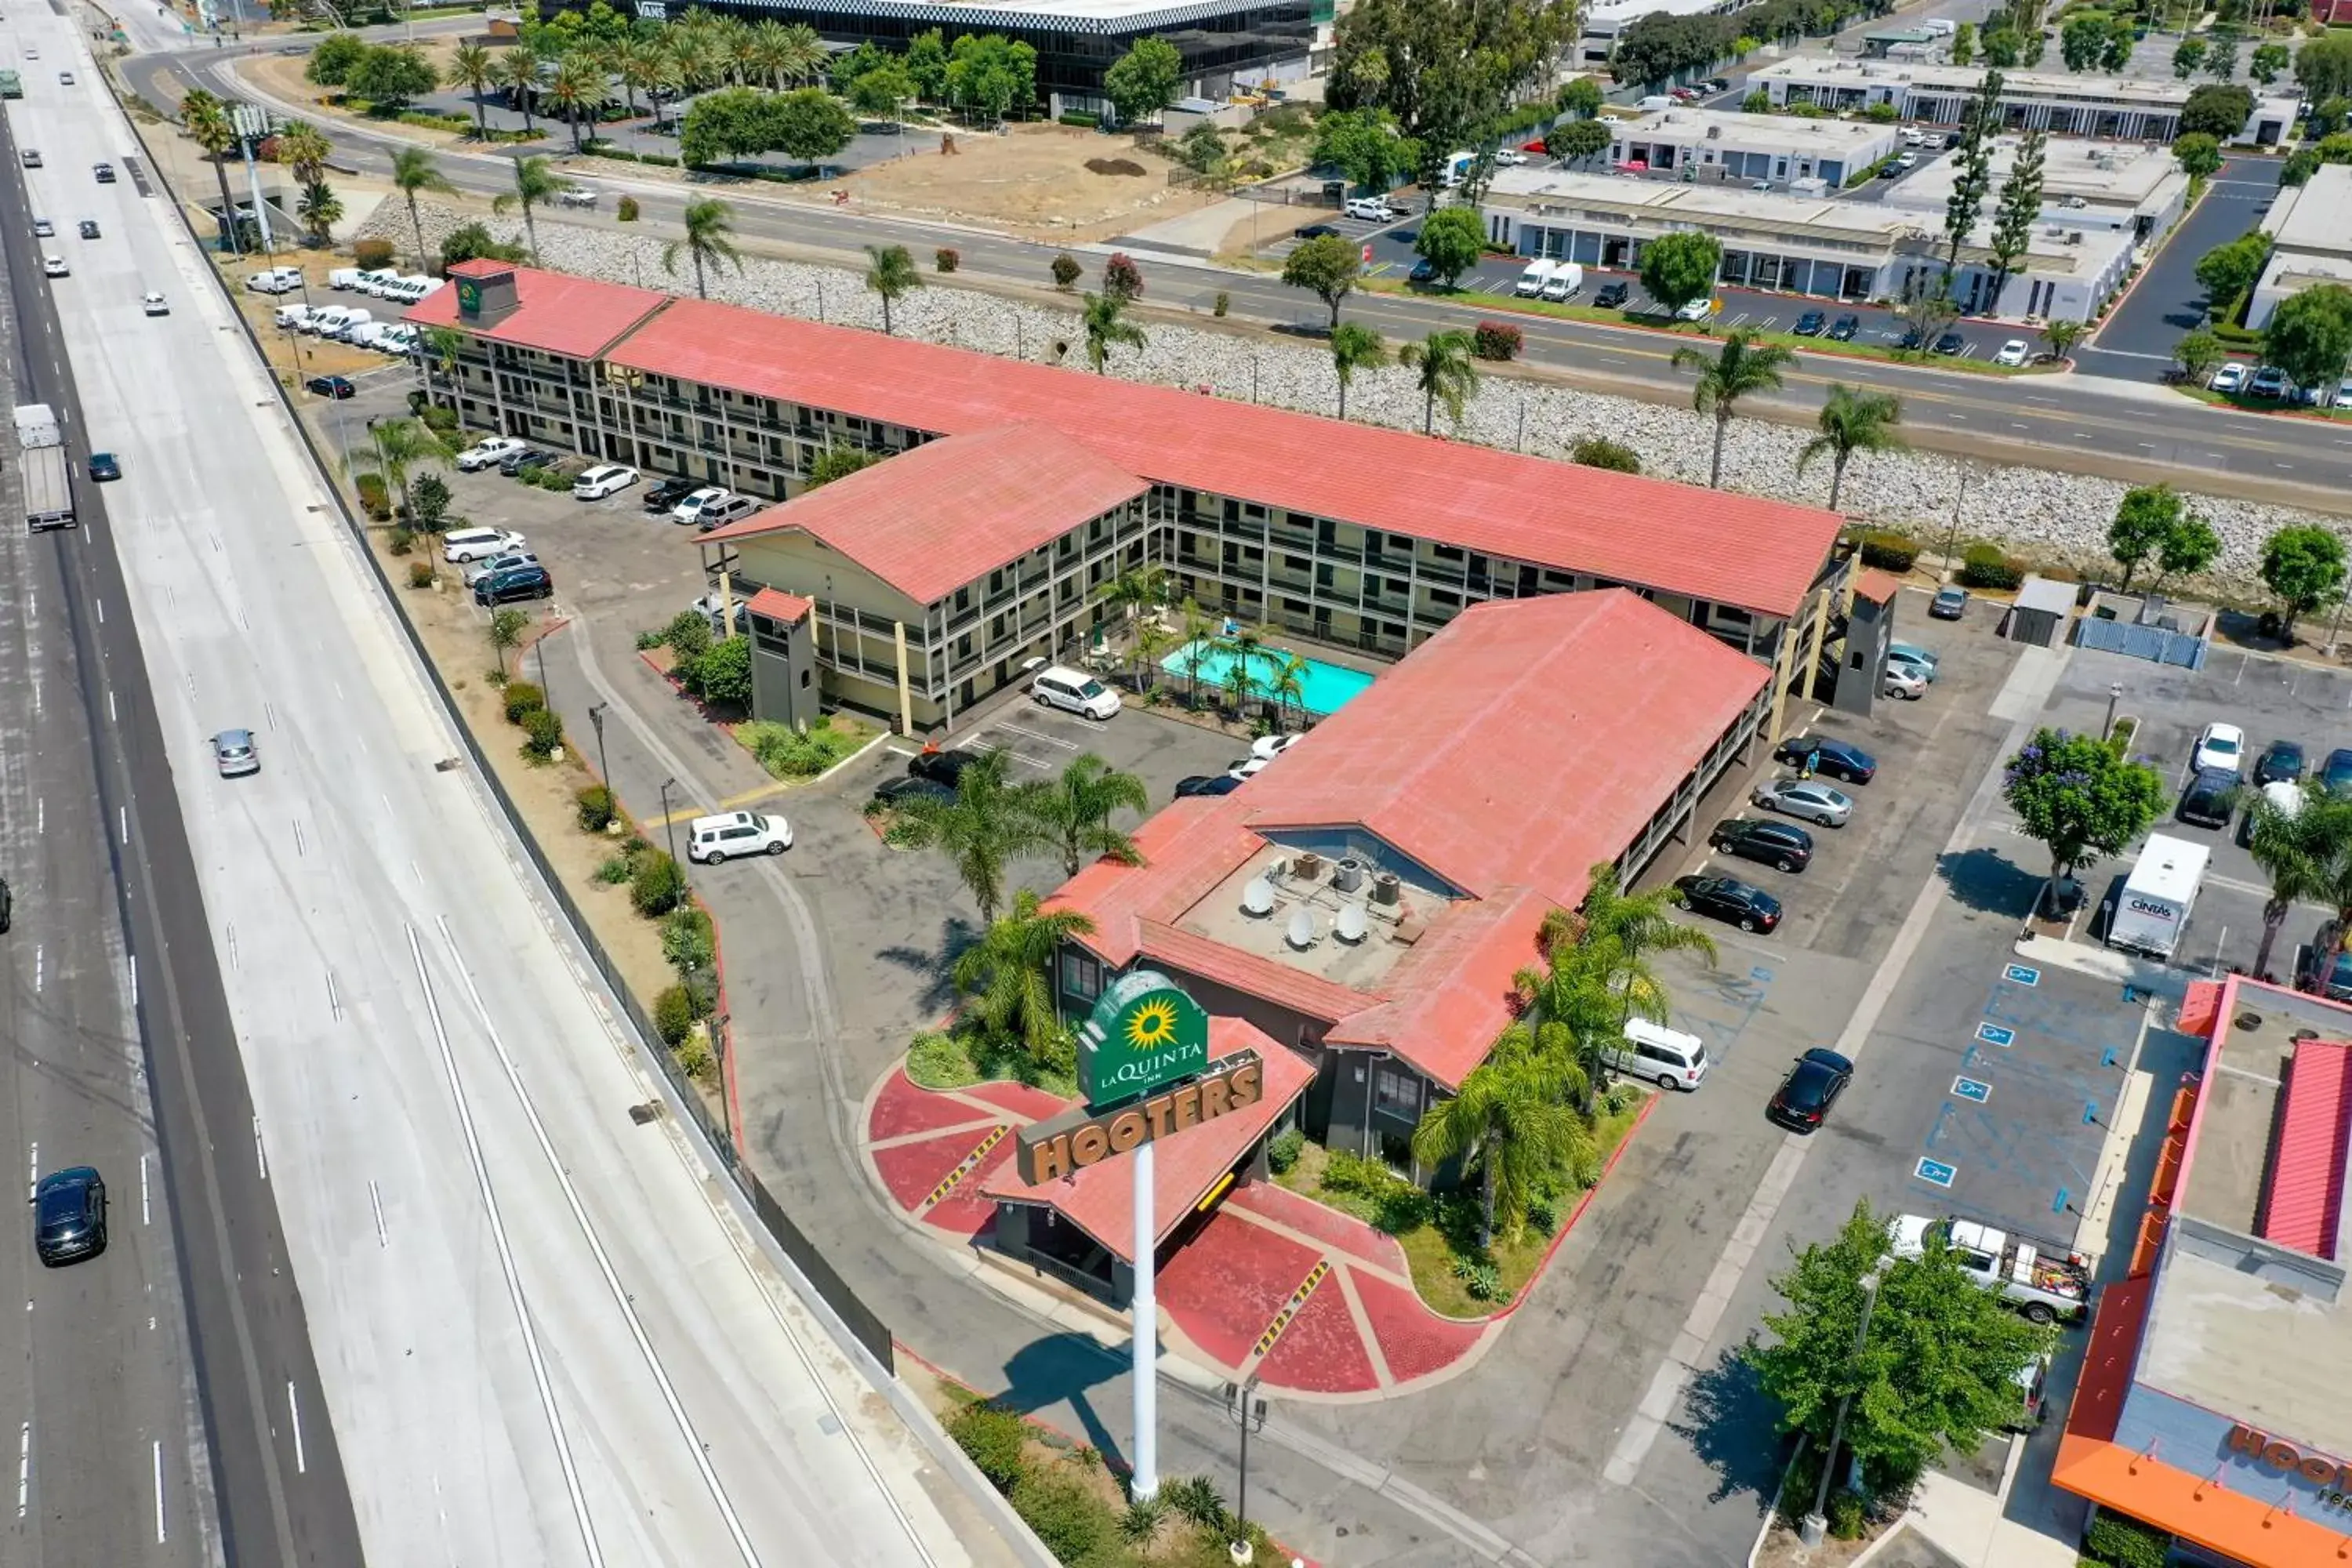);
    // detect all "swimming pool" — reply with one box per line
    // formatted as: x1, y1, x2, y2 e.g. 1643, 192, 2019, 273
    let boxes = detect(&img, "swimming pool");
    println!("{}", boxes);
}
1159, 638, 1375, 717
